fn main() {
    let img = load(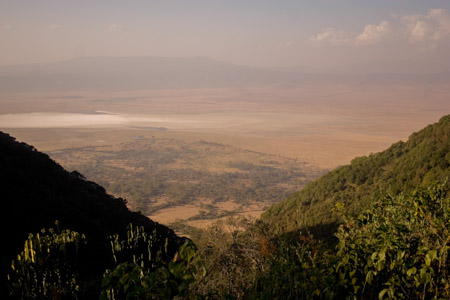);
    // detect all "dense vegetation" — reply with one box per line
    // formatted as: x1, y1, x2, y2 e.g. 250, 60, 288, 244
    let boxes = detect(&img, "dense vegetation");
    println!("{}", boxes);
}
262, 114, 450, 234
8, 184, 450, 299
48, 137, 323, 221
247, 183, 450, 299
0, 132, 185, 298
8, 222, 201, 300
